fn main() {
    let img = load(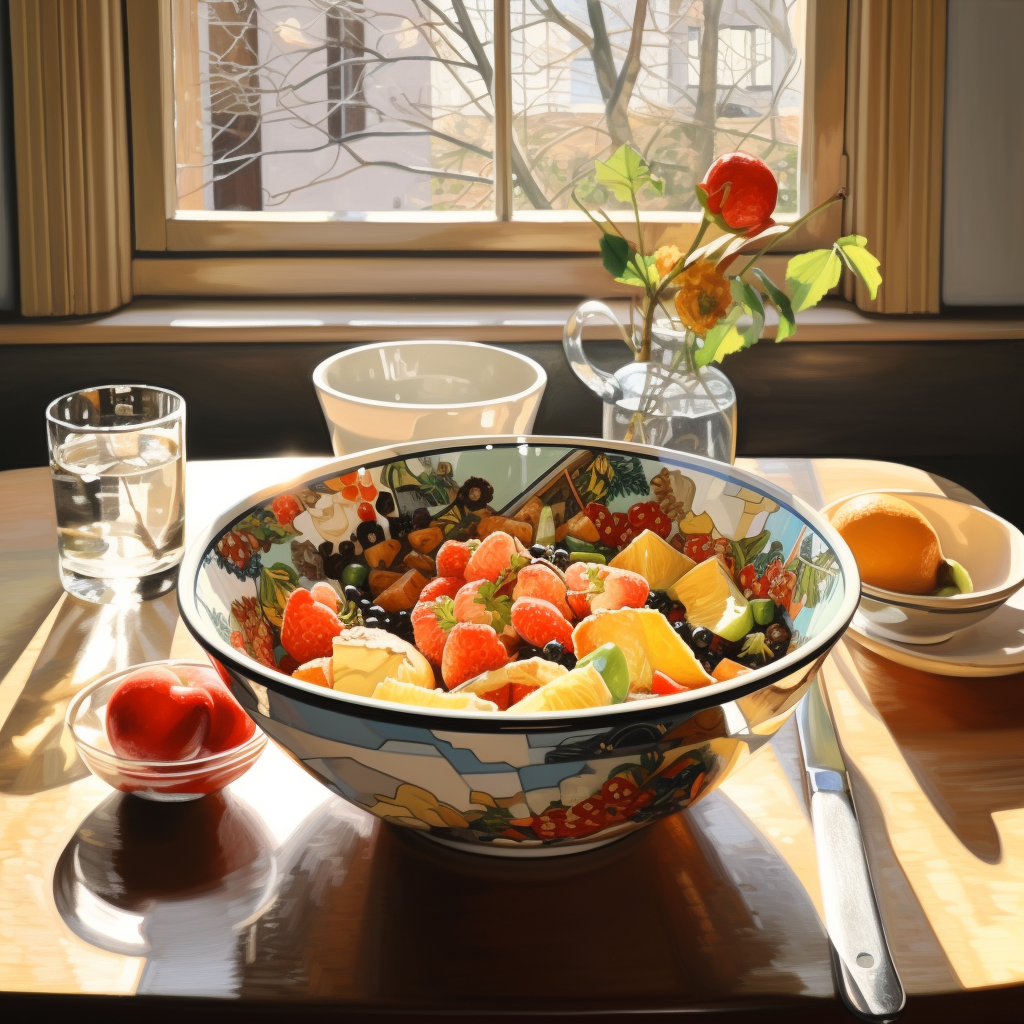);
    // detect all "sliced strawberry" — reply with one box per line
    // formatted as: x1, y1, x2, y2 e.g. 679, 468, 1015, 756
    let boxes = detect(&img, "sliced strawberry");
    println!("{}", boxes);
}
565, 562, 649, 613
418, 575, 466, 603
436, 539, 478, 578
281, 587, 342, 663
512, 563, 572, 619
454, 578, 513, 634
441, 622, 510, 688
411, 597, 457, 665
464, 531, 518, 583
310, 581, 339, 612
511, 597, 575, 652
